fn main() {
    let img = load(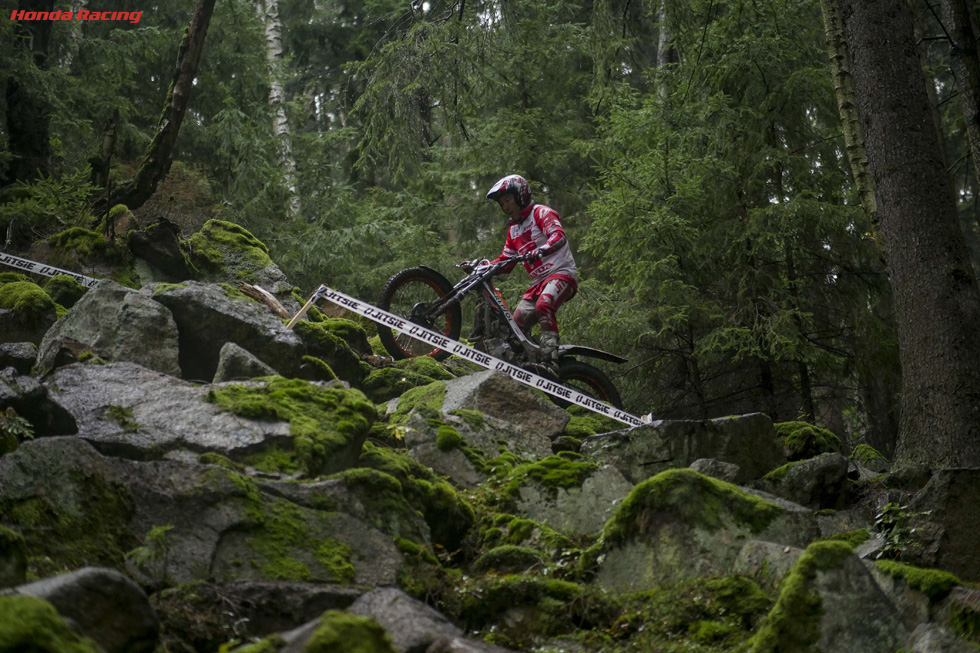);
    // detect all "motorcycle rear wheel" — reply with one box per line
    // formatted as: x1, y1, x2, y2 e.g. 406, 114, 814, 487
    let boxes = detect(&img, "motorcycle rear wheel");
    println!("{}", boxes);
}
556, 359, 623, 409
377, 267, 462, 361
